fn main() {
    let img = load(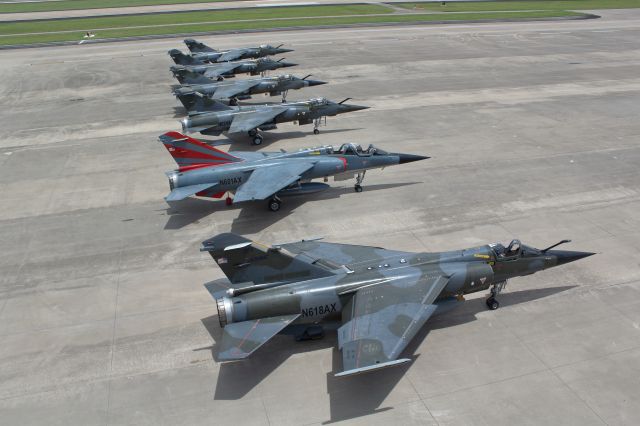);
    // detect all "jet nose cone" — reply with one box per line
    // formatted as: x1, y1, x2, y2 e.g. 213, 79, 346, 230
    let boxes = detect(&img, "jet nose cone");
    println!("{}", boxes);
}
306, 79, 327, 87
280, 61, 297, 68
548, 250, 595, 266
396, 154, 430, 164
276, 48, 294, 54
341, 104, 369, 113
